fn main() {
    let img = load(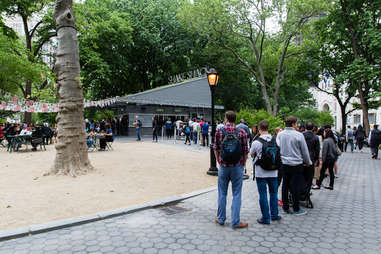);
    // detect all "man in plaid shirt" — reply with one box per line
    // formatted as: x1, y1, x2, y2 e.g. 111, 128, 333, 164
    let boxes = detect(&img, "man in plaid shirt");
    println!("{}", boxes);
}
213, 111, 249, 228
